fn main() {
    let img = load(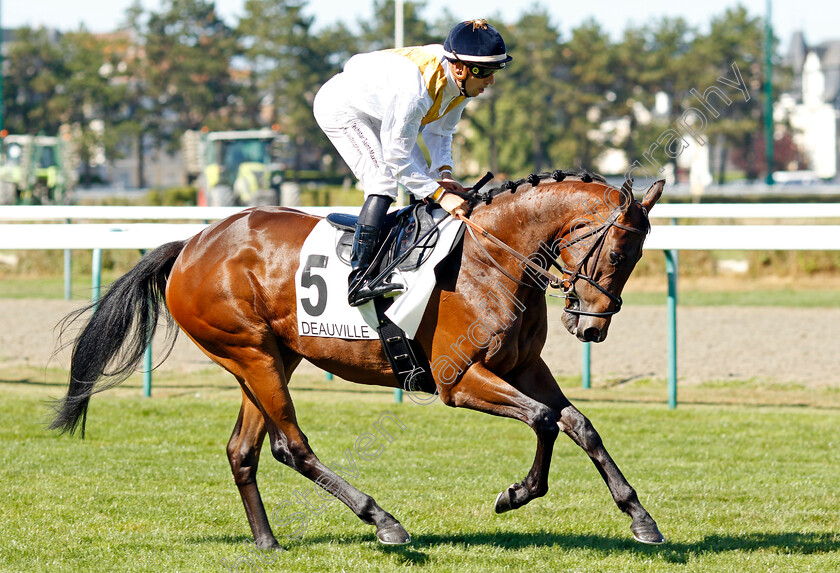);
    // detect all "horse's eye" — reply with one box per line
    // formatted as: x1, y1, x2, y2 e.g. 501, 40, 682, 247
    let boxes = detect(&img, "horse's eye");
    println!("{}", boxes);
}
609, 251, 624, 265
